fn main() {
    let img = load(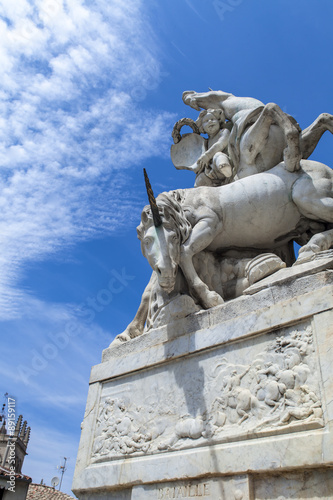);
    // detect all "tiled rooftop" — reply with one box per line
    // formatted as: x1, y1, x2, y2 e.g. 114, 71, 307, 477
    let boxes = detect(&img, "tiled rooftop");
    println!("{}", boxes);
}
0, 465, 31, 482
26, 483, 77, 500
